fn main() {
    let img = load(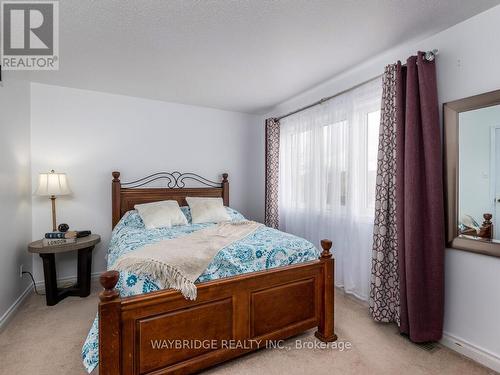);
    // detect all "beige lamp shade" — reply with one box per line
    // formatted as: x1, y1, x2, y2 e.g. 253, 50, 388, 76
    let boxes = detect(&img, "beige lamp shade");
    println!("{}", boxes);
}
34, 170, 72, 196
